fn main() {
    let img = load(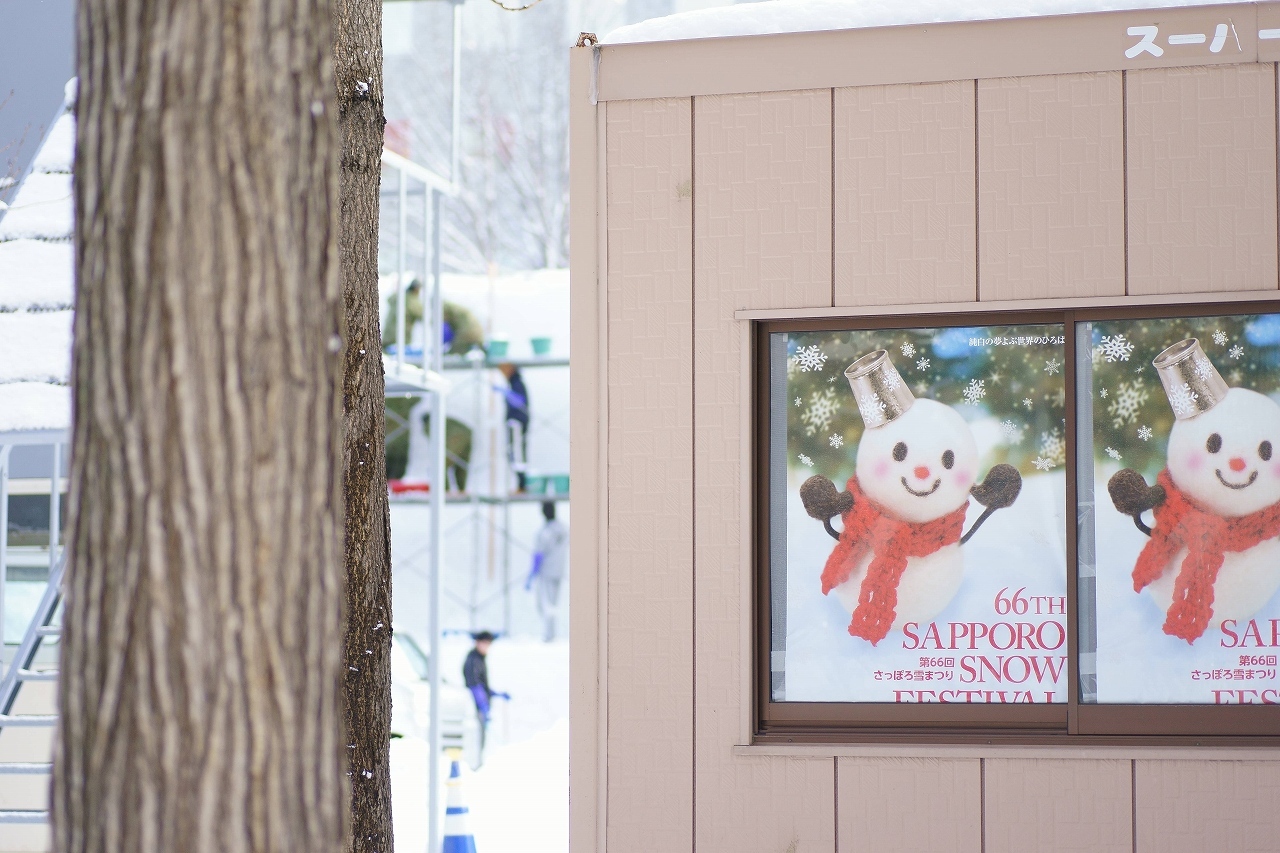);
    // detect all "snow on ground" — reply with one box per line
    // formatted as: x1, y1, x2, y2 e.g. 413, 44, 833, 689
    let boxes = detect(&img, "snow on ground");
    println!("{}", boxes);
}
604, 0, 1244, 43
392, 638, 569, 853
